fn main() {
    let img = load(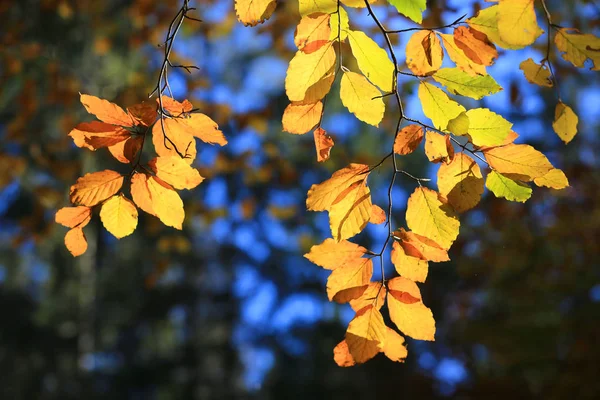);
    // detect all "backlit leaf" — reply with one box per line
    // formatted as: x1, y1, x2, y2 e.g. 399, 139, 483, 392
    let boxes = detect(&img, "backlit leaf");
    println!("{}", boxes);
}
298, 0, 337, 16
418, 82, 466, 130
405, 30, 443, 76
519, 58, 553, 87
313, 127, 334, 162
282, 102, 323, 135
147, 176, 185, 229
466, 5, 513, 49
234, 0, 276, 26
295, 13, 331, 53
327, 257, 373, 301
386, 0, 426, 24
394, 124, 424, 155
453, 26, 498, 66
130, 172, 156, 216
340, 71, 385, 126
533, 168, 569, 190
64, 227, 88, 257
485, 170, 532, 202
552, 102, 578, 144
152, 119, 197, 164
406, 187, 460, 250
393, 228, 449, 262
55, 206, 92, 228
127, 102, 157, 126
69, 170, 124, 207
437, 152, 484, 212
333, 340, 356, 367
306, 163, 369, 211
369, 204, 386, 225
329, 181, 372, 241
391, 241, 429, 283
79, 94, 134, 126
555, 28, 600, 70
350, 282, 386, 312
439, 33, 487, 76
348, 30, 394, 92
382, 328, 408, 363
432, 67, 502, 100
285, 43, 336, 102
483, 144, 553, 181
69, 121, 130, 150
304, 238, 367, 270
497, 0, 543, 48
346, 305, 386, 363
149, 156, 204, 190
387, 277, 435, 340
99, 194, 138, 239
424, 131, 454, 164
463, 108, 512, 147
108, 136, 143, 164
329, 7, 349, 41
